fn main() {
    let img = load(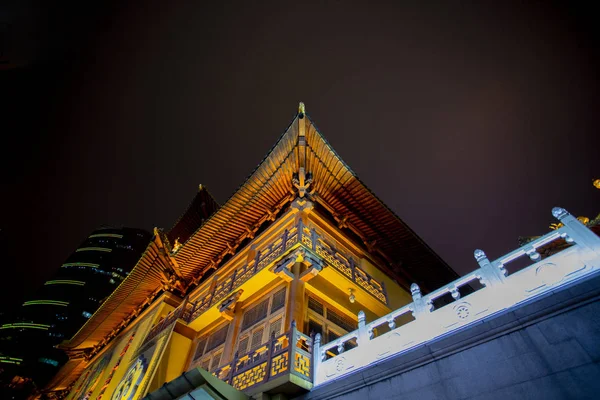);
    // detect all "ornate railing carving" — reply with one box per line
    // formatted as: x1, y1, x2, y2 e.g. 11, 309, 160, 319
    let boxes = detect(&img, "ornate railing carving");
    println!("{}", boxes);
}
304, 226, 388, 304
211, 322, 312, 391
186, 220, 389, 323
313, 207, 600, 386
